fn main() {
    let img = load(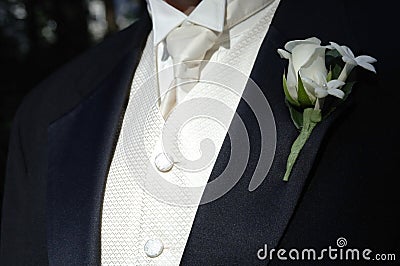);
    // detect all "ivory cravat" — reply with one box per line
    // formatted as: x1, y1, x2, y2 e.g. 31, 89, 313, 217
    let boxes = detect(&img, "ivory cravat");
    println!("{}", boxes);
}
159, 22, 219, 118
